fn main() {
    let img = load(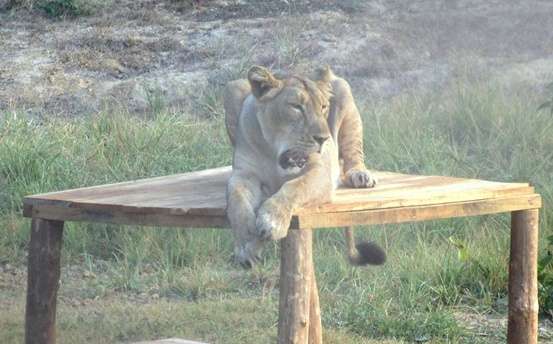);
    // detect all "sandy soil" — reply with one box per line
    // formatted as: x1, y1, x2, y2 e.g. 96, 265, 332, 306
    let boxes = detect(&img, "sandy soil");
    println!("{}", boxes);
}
1, 0, 552, 117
